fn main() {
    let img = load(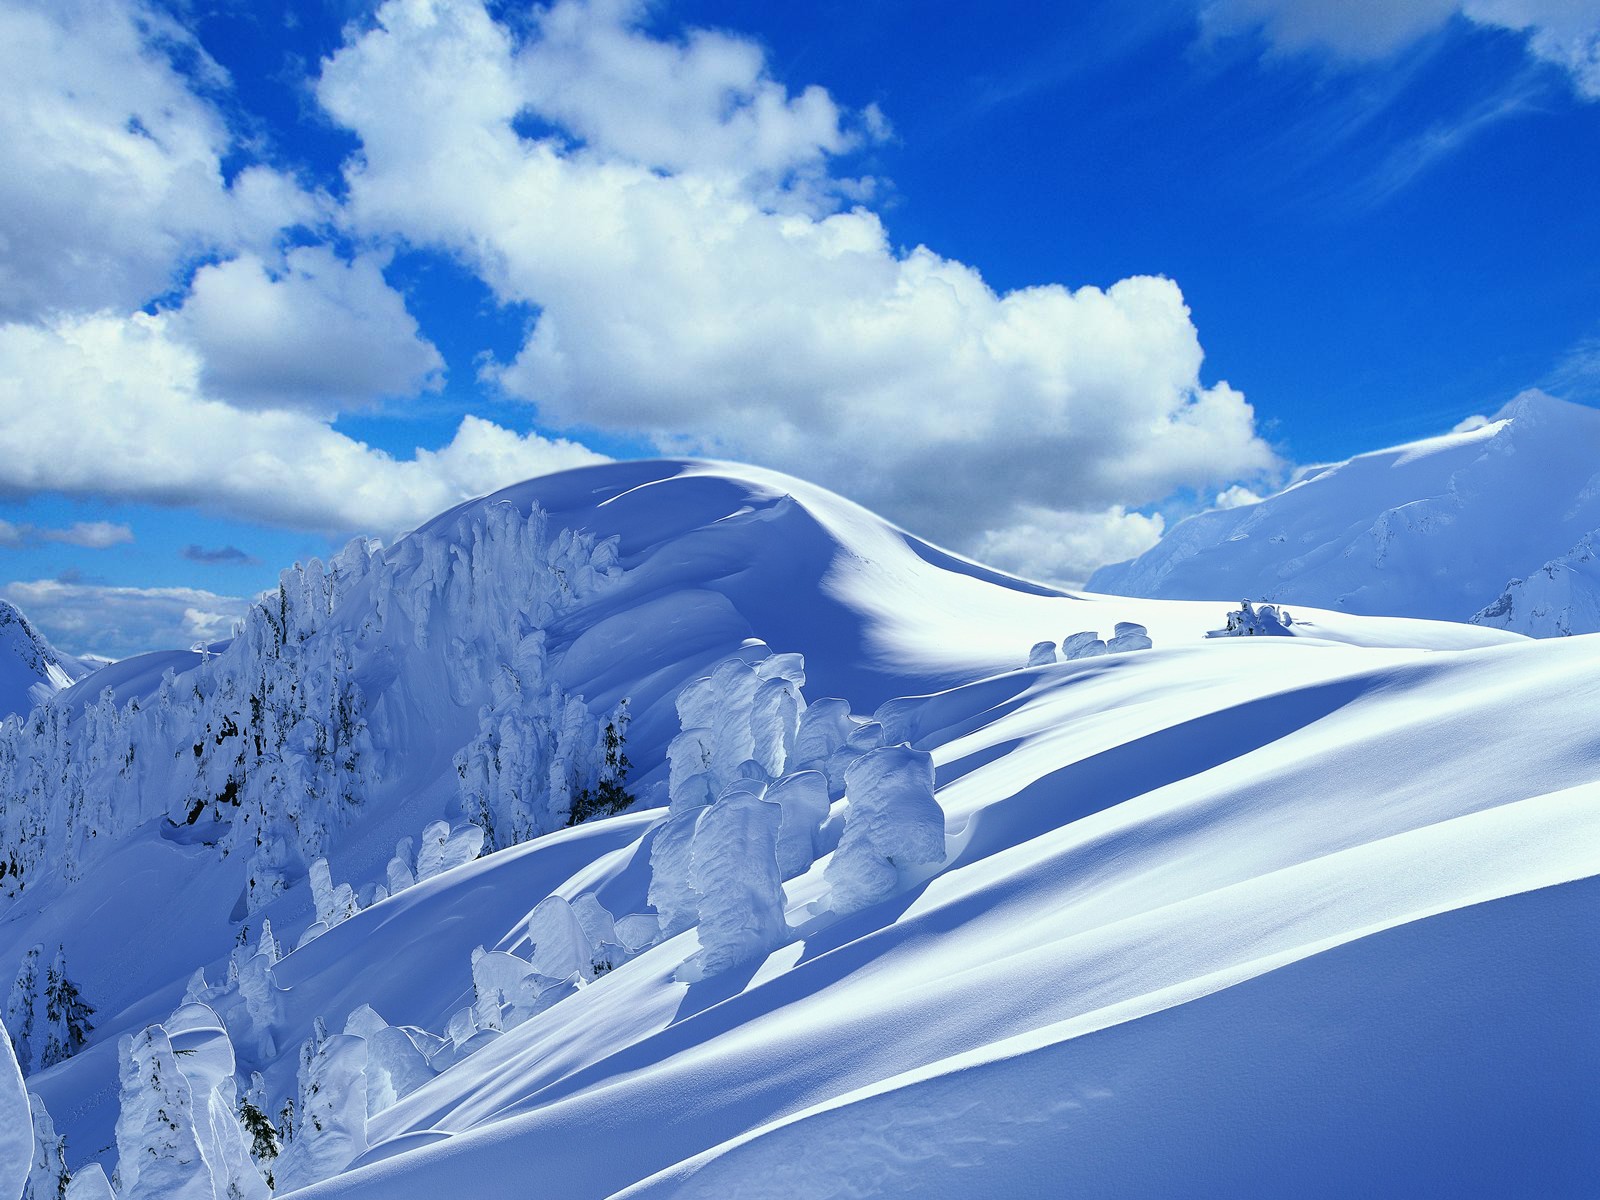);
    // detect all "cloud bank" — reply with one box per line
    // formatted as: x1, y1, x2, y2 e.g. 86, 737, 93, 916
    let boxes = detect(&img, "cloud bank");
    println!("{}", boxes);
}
0, 0, 1289, 586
